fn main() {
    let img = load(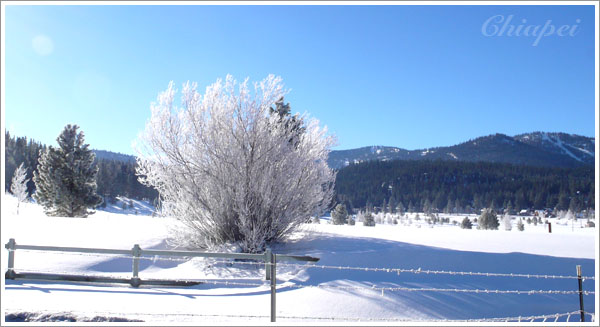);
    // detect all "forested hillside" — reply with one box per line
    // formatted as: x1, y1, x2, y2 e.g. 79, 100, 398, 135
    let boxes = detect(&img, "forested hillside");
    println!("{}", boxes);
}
6, 131, 595, 215
4, 131, 158, 203
334, 159, 595, 214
